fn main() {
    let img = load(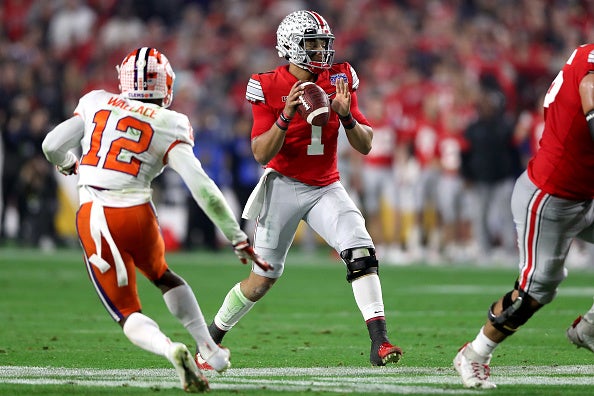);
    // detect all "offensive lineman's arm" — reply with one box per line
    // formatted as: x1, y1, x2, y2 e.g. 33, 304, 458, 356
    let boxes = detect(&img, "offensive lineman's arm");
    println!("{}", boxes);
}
580, 72, 594, 141
42, 116, 84, 175
168, 143, 272, 270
